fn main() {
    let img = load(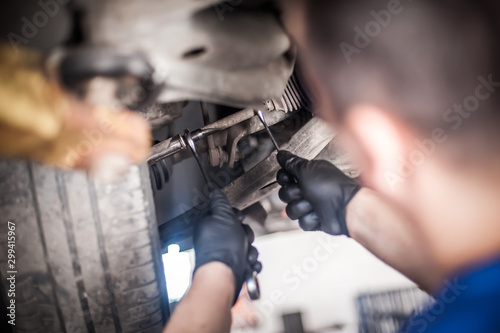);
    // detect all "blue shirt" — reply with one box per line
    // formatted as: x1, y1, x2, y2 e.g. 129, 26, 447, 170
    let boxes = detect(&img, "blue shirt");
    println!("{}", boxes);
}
403, 256, 500, 333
